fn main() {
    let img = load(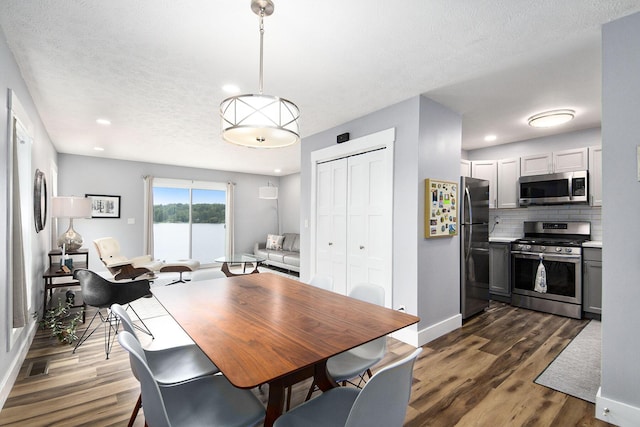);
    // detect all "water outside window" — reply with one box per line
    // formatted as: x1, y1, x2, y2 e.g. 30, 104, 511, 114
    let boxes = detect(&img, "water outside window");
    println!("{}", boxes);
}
153, 185, 226, 265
